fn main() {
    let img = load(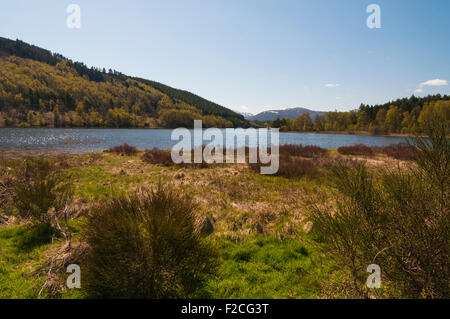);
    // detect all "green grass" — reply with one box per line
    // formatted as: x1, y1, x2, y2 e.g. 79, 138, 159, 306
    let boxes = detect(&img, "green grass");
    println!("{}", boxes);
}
208, 235, 333, 299
0, 224, 60, 298
0, 152, 344, 299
